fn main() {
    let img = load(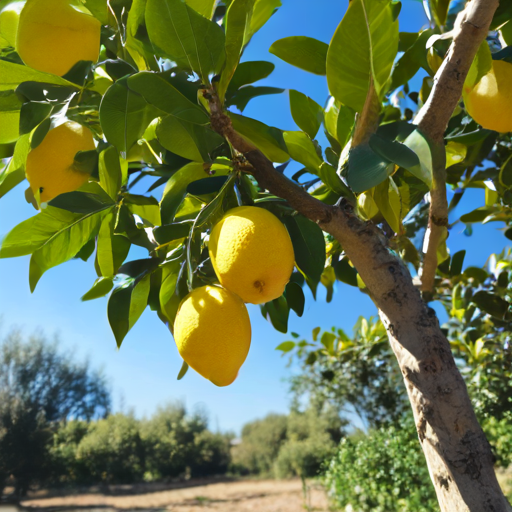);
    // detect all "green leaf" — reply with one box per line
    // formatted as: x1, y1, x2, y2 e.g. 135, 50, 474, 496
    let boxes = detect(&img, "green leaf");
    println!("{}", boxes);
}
390, 29, 432, 90
81, 276, 114, 301
275, 341, 295, 353
324, 98, 355, 147
0, 133, 30, 198
326, 0, 399, 112
218, 0, 256, 102
108, 275, 151, 347
145, 0, 226, 82
48, 190, 115, 214
284, 214, 326, 283
177, 360, 189, 380
127, 72, 208, 124
19, 102, 52, 136
160, 257, 186, 329
460, 207, 493, 223
125, 194, 161, 227
100, 78, 159, 157
99, 146, 123, 201
160, 162, 210, 224
500, 154, 512, 189
283, 131, 322, 174
472, 290, 509, 319
347, 144, 393, 193
373, 177, 401, 233
285, 281, 305, 317
187, 175, 230, 195
450, 250, 466, 277
263, 295, 289, 333
402, 129, 433, 188
333, 256, 358, 286
186, 0, 216, 18
465, 41, 493, 91
154, 221, 193, 244
430, 0, 450, 27
156, 115, 225, 162
28, 206, 109, 291
319, 162, 352, 197
246, 0, 281, 42
229, 112, 289, 163
227, 60, 275, 92
97, 211, 116, 277
369, 134, 420, 169
289, 90, 323, 139
270, 36, 328, 75
0, 59, 76, 91
227, 86, 284, 112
